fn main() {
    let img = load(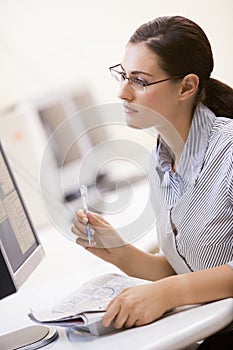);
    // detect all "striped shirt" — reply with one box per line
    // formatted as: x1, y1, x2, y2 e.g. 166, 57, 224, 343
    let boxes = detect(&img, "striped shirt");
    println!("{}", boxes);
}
150, 103, 233, 274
